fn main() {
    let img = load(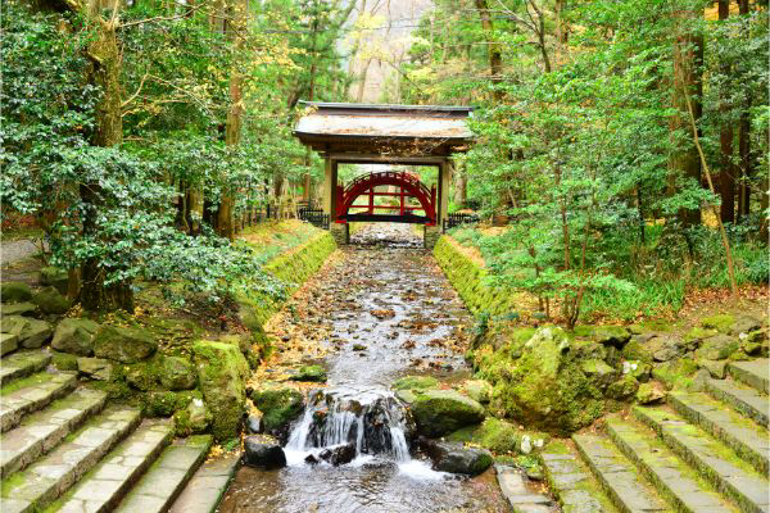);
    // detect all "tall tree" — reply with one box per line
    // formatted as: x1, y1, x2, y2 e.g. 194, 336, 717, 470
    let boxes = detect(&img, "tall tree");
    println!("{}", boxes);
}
718, 0, 735, 223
